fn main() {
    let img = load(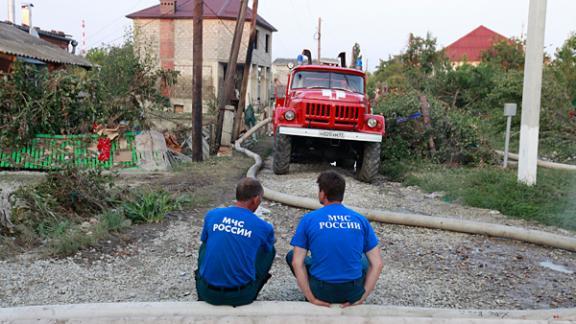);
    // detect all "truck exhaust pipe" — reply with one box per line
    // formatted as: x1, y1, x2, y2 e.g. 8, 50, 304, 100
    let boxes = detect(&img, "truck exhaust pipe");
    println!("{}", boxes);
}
302, 49, 312, 65
338, 52, 347, 68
